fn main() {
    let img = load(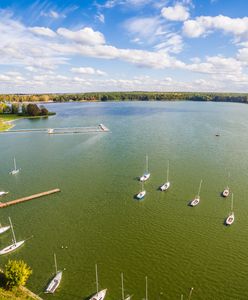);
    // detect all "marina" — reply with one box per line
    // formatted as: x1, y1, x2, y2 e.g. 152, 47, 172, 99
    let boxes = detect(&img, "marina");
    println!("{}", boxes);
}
0, 101, 247, 299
